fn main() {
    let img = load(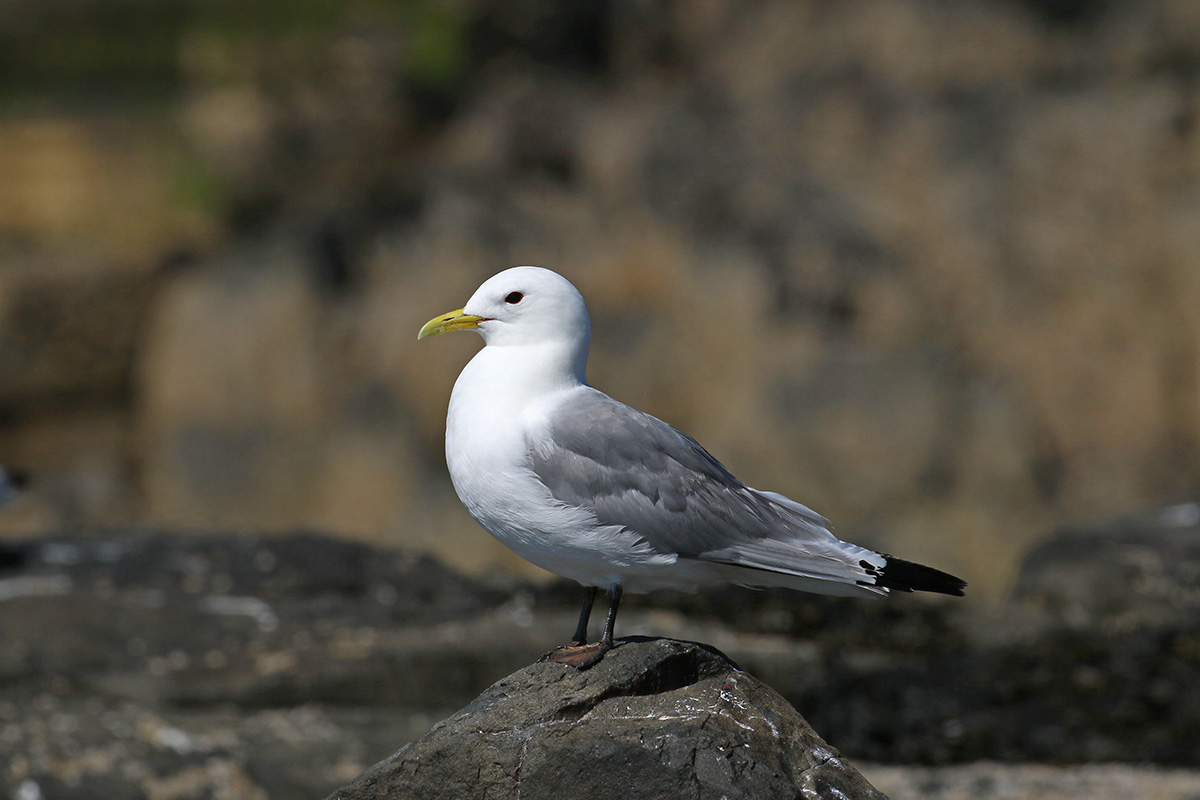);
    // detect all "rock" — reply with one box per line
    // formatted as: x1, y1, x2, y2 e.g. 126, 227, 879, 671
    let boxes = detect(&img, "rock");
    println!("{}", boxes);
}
1009, 502, 1200, 632
0, 257, 158, 408
0, 255, 161, 530
326, 637, 884, 800
136, 248, 330, 532
863, 762, 1200, 800
0, 529, 530, 709
786, 501, 1200, 766
4, 521, 1200, 798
